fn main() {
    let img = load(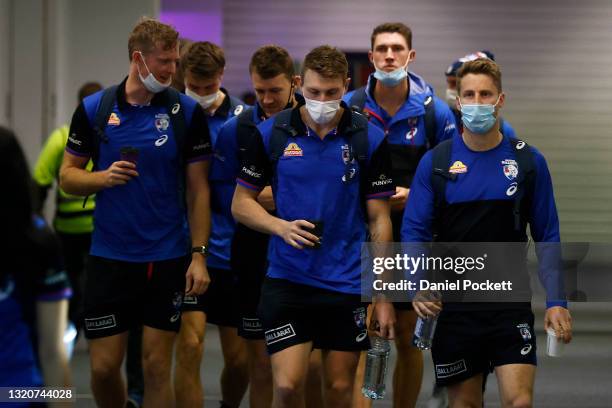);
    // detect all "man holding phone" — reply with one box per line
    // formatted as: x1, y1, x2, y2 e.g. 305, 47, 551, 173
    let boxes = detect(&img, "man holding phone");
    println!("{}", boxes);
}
232, 45, 396, 407
60, 18, 212, 408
